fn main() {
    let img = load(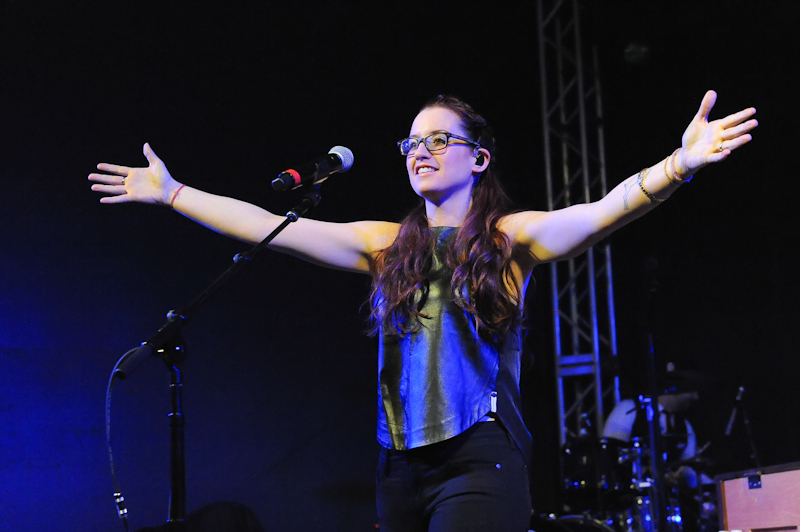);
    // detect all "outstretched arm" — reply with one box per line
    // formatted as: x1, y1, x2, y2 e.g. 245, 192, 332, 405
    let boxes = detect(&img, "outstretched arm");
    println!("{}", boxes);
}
503, 91, 758, 264
89, 143, 397, 273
